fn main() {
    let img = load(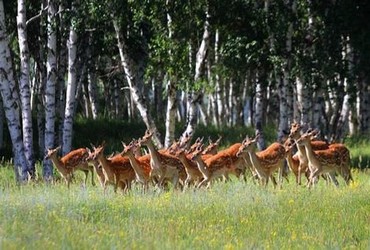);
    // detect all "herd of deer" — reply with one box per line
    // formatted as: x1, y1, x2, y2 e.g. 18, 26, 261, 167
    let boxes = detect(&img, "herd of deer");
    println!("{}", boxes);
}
45, 122, 353, 192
